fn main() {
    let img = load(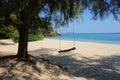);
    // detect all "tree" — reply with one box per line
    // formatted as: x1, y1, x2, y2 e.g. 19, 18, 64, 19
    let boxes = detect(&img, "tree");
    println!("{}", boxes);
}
0, 0, 120, 59
0, 0, 82, 58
